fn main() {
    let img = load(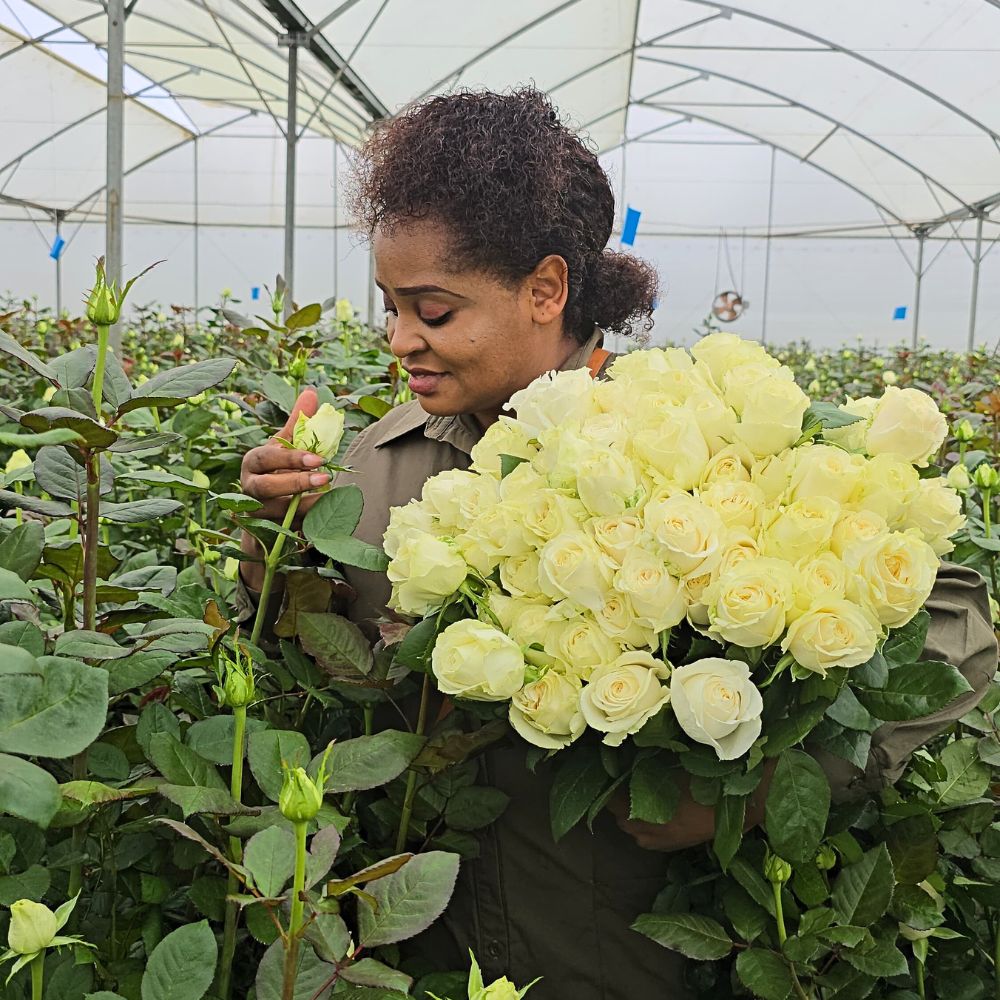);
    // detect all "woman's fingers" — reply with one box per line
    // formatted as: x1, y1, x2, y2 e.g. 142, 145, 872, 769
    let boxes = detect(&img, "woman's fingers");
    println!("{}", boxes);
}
246, 469, 330, 502
243, 444, 325, 476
